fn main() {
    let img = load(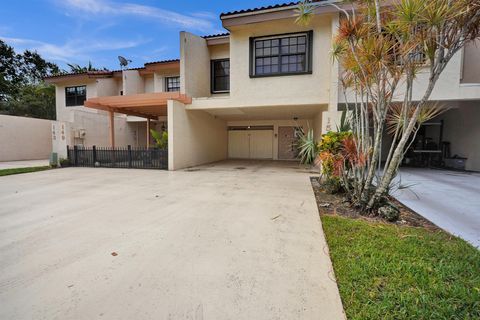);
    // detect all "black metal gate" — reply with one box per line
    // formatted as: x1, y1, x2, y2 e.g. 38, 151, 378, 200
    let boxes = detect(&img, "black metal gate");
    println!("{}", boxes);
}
67, 145, 168, 170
